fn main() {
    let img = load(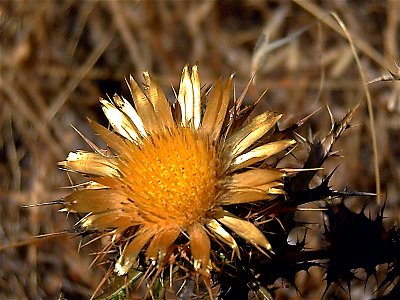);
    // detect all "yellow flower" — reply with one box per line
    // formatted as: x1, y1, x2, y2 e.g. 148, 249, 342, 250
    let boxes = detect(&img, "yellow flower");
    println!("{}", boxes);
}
59, 65, 295, 278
